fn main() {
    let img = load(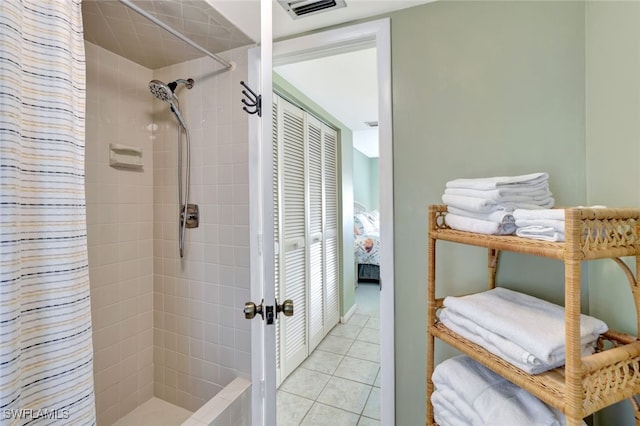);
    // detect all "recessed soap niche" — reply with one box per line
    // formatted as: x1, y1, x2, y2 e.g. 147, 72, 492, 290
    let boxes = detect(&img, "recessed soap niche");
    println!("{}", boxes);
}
109, 143, 143, 170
